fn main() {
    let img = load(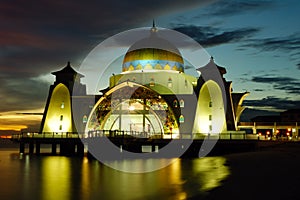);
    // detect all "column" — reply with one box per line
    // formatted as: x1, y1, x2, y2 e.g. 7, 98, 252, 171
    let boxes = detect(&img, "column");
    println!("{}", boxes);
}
29, 142, 34, 154
36, 143, 40, 154
20, 142, 25, 154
